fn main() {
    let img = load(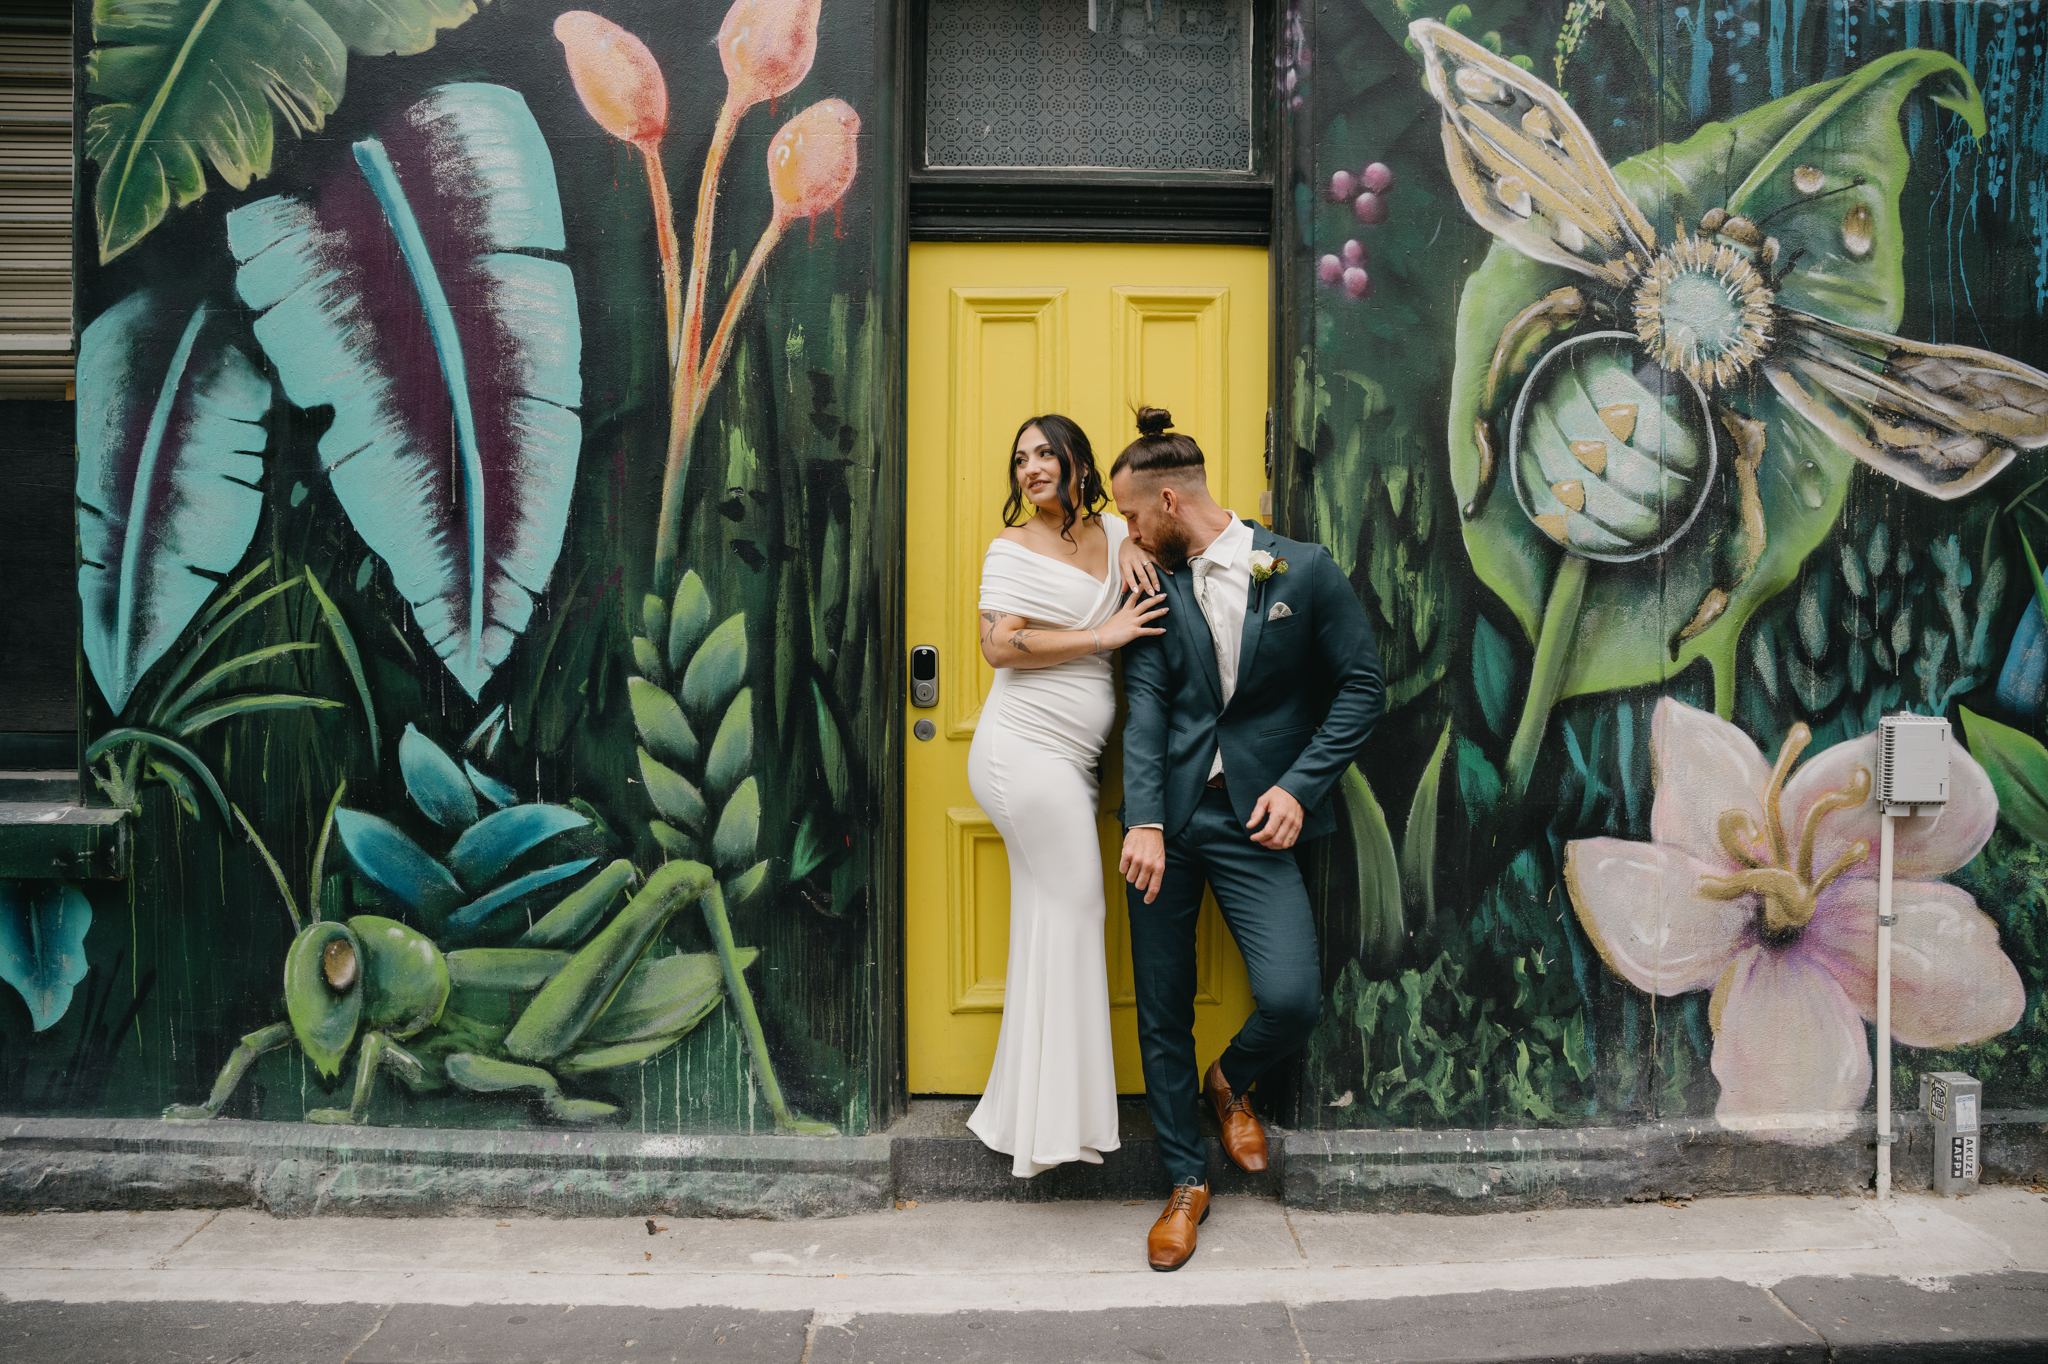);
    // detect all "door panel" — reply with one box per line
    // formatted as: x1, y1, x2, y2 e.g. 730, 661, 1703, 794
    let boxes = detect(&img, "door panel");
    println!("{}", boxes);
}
905, 242, 1270, 1095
